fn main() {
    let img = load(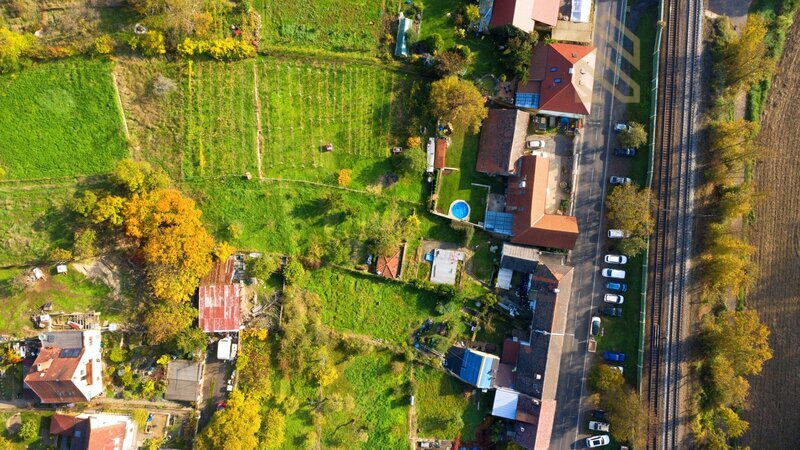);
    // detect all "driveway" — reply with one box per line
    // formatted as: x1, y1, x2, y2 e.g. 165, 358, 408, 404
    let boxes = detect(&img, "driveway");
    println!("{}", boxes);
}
198, 346, 233, 429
